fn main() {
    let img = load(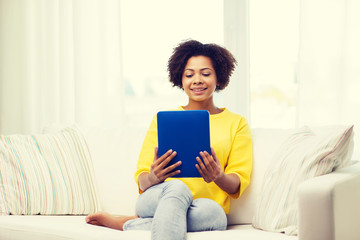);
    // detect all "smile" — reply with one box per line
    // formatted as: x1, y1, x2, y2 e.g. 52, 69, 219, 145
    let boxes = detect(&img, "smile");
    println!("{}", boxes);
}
191, 88, 207, 92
